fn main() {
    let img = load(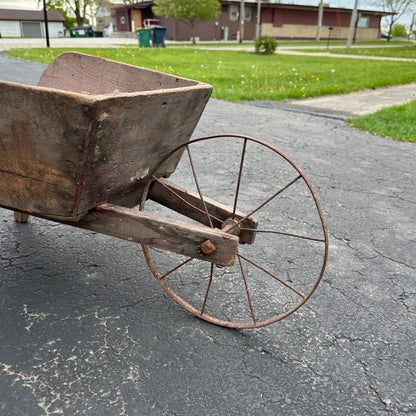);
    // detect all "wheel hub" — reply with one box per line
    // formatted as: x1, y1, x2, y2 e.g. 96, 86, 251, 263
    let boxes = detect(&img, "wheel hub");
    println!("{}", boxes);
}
221, 218, 241, 236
